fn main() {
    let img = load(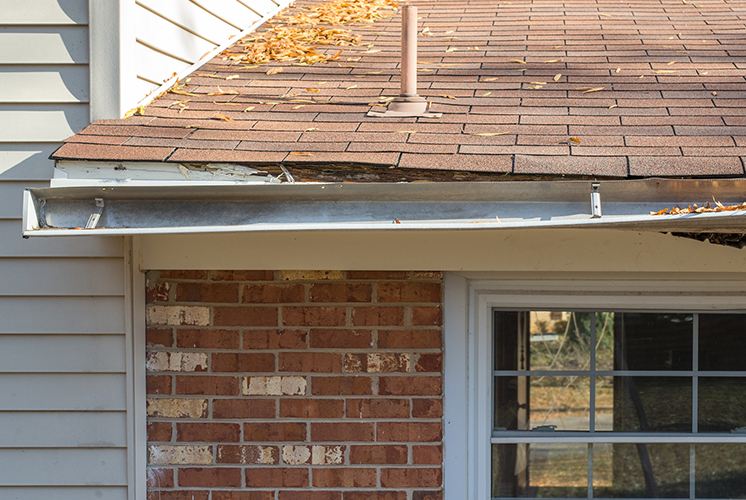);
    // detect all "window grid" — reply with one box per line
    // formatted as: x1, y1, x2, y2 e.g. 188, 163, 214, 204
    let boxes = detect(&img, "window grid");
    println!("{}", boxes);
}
491, 310, 746, 500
